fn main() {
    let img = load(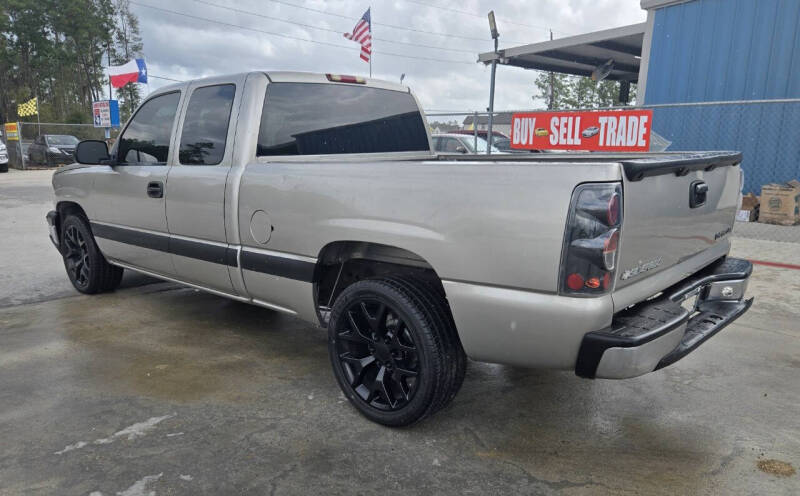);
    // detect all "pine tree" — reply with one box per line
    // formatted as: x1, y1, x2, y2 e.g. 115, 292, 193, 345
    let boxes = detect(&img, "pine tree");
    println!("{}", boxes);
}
534, 71, 637, 110
112, 0, 143, 122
